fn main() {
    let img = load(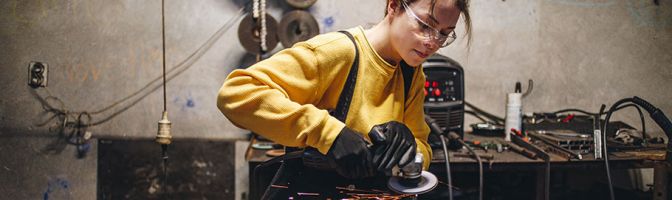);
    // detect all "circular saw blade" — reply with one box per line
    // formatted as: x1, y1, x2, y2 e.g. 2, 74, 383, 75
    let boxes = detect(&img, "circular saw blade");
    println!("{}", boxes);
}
285, 0, 317, 9
237, 13, 279, 54
278, 10, 319, 48
388, 171, 438, 195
